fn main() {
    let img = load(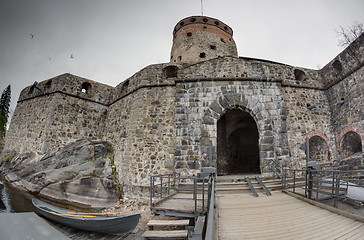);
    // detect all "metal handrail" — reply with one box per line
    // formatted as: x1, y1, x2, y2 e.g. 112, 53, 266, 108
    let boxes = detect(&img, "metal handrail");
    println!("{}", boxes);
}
205, 174, 215, 240
150, 173, 210, 217
283, 168, 364, 207
268, 158, 283, 179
